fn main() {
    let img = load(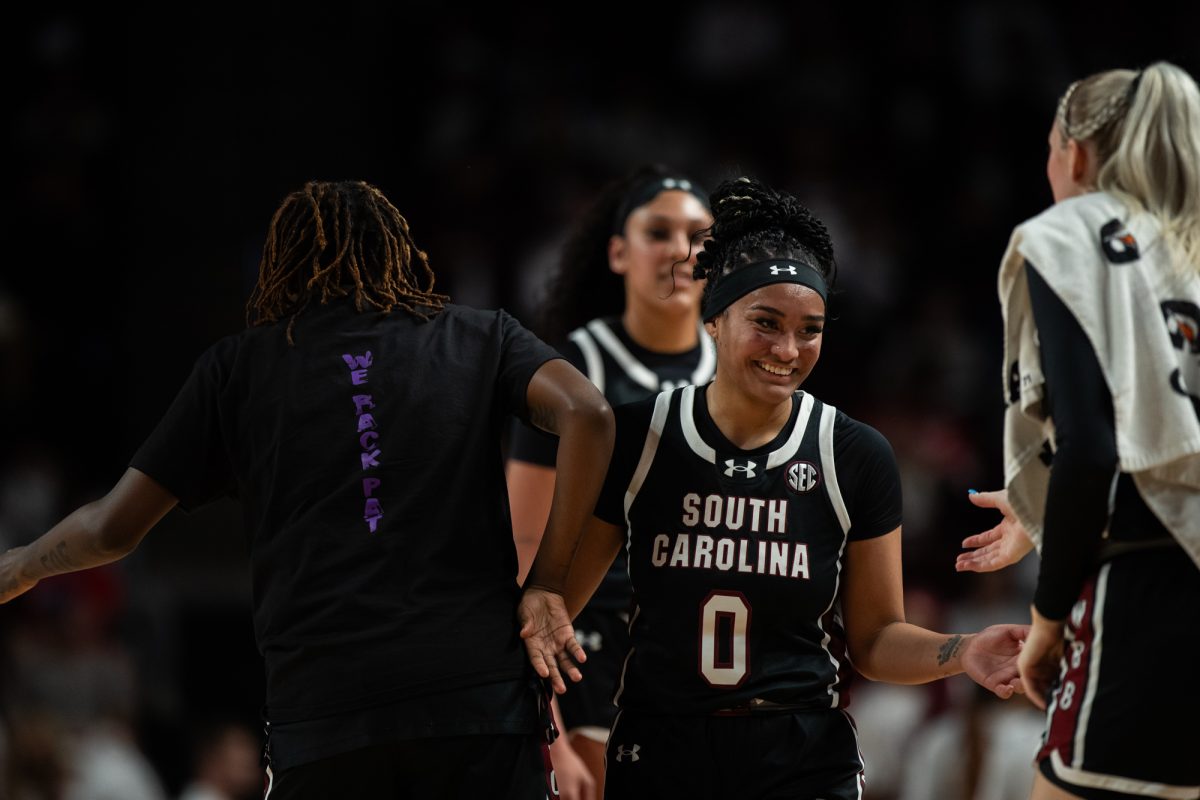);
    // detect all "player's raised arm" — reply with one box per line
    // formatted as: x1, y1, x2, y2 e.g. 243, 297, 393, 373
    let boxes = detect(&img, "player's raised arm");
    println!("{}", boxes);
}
0, 468, 178, 604
955, 489, 1036, 573
842, 527, 1027, 699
